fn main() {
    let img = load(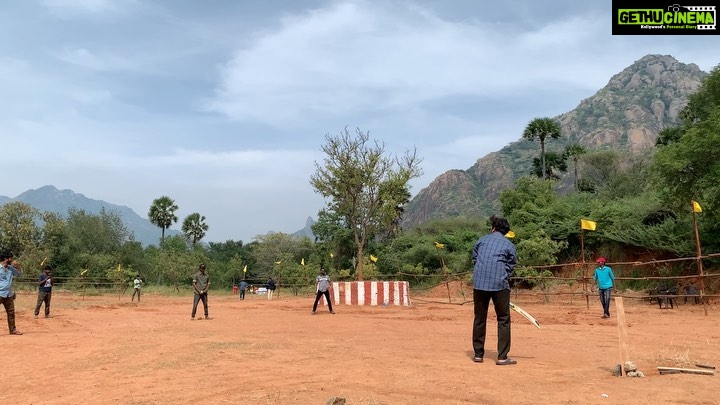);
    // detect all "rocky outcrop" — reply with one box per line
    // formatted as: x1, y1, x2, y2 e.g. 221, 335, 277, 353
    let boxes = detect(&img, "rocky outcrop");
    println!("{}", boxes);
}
402, 54, 707, 229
